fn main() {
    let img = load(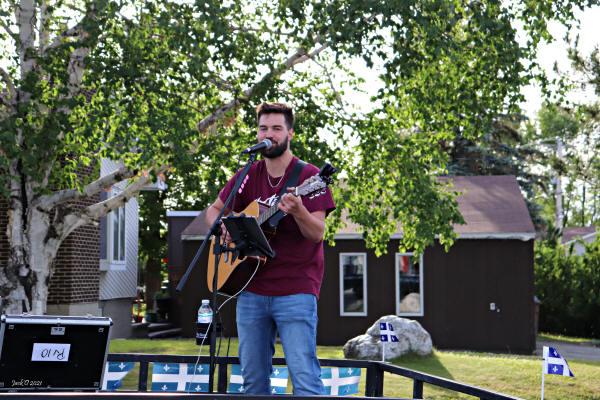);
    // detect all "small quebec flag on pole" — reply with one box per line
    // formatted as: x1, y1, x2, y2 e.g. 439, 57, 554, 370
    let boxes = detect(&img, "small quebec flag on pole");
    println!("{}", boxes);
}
380, 322, 398, 362
541, 346, 574, 400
